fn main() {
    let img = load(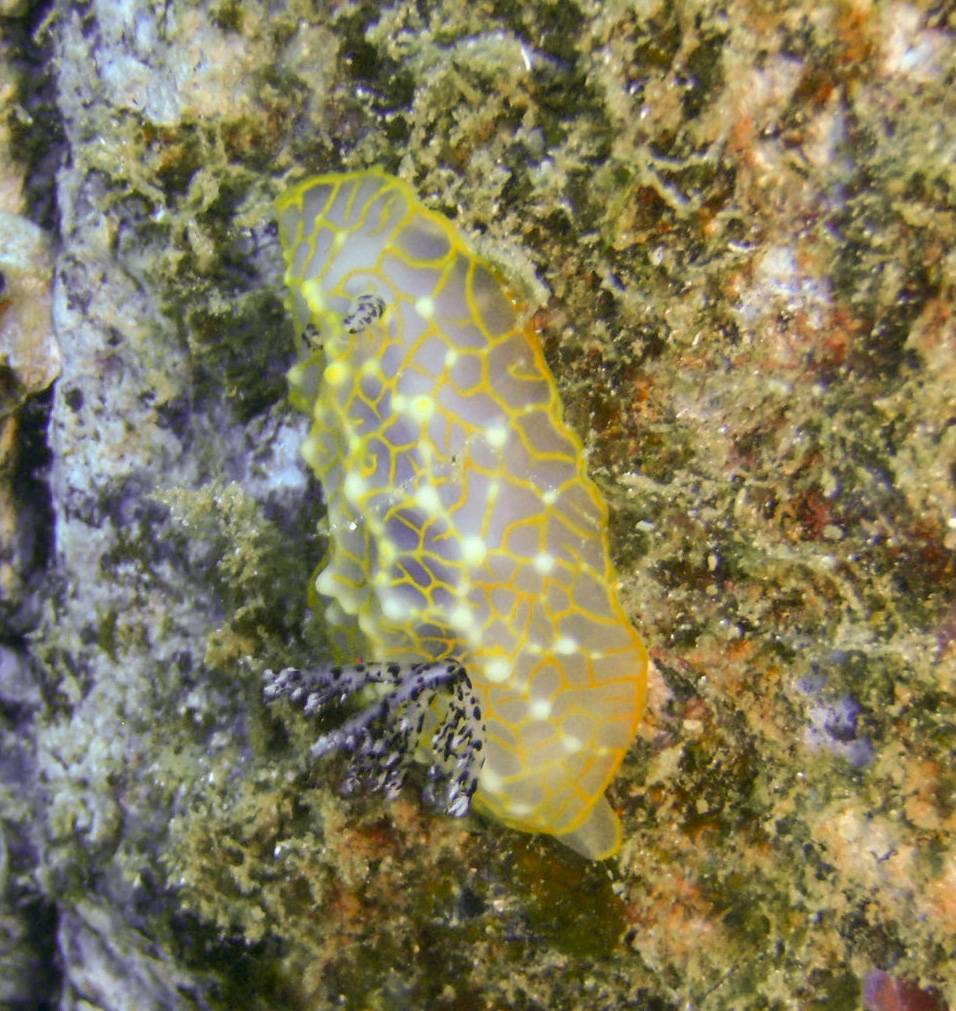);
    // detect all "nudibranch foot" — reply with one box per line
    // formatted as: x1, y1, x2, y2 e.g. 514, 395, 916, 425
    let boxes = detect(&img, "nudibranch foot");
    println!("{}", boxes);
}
263, 661, 486, 817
